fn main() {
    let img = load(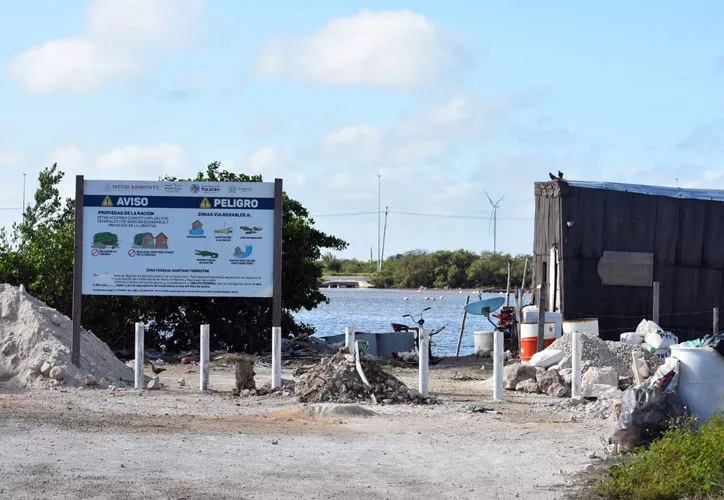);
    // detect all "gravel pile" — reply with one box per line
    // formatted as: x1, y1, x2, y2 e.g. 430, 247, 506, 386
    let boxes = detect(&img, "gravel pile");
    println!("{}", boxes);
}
295, 349, 432, 404
605, 341, 663, 376
547, 332, 662, 379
